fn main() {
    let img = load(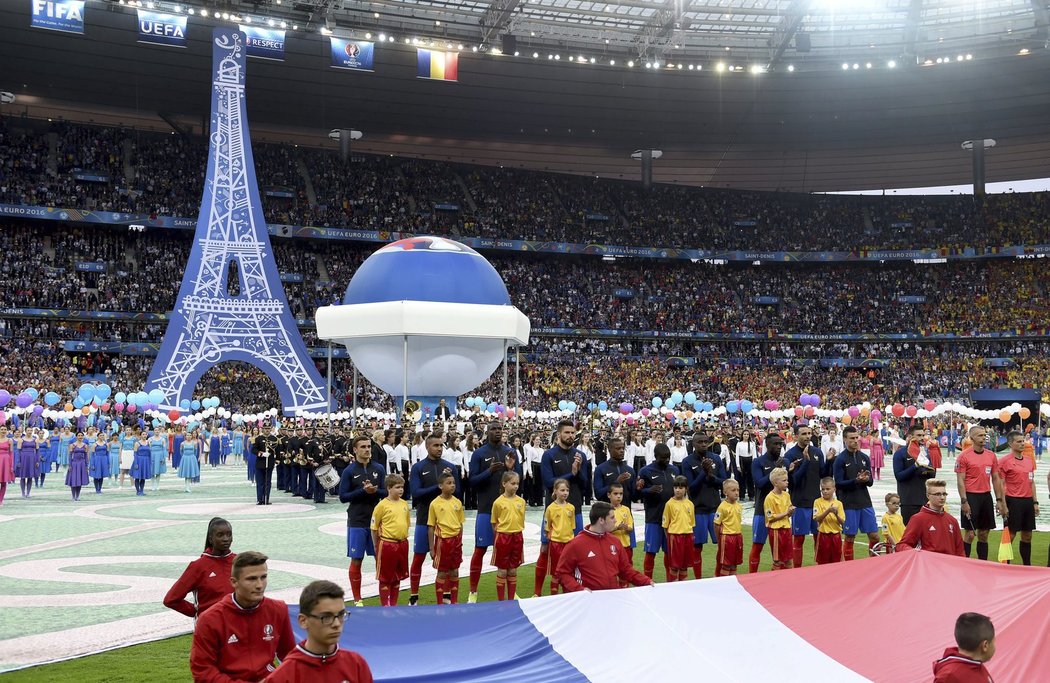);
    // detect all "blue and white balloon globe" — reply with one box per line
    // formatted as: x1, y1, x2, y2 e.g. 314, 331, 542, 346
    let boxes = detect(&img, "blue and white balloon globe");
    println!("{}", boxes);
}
316, 236, 530, 397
